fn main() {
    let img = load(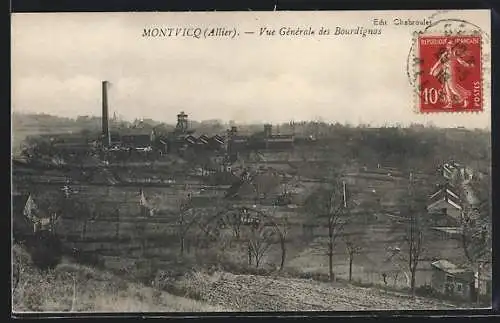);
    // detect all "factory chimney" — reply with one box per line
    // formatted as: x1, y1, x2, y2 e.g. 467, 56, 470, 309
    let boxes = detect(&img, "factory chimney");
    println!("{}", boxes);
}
102, 81, 111, 147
